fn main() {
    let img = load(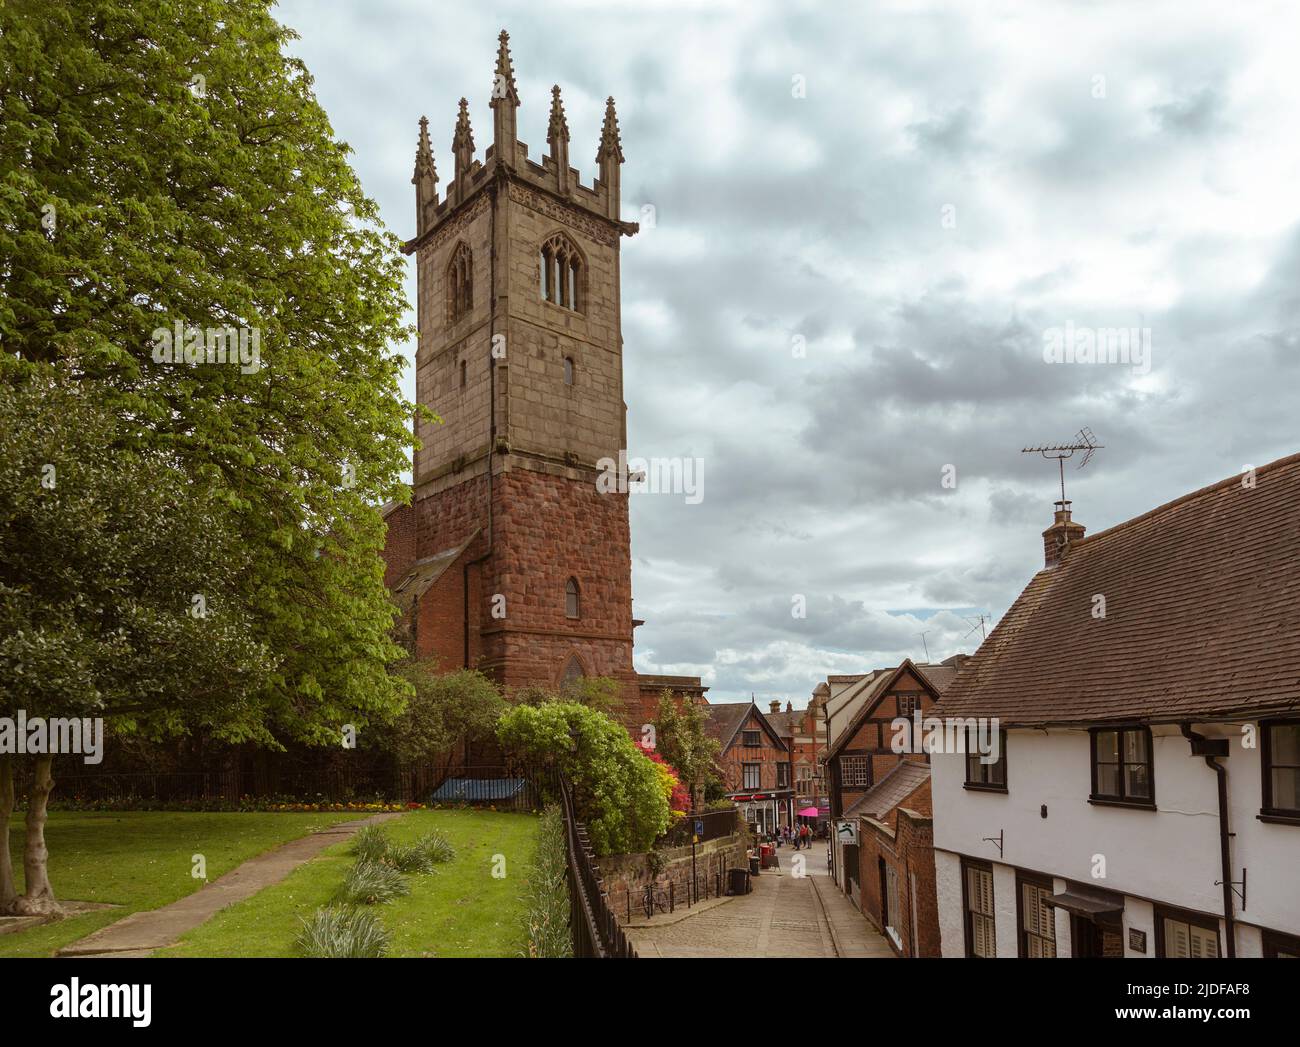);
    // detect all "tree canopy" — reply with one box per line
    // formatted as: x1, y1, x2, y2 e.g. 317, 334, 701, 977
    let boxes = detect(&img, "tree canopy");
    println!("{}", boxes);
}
0, 0, 421, 743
